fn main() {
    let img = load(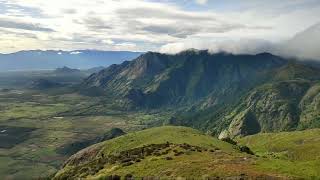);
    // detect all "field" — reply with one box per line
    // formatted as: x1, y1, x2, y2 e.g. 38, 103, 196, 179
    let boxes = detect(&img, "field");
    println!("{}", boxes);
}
239, 129, 320, 178
0, 71, 170, 179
